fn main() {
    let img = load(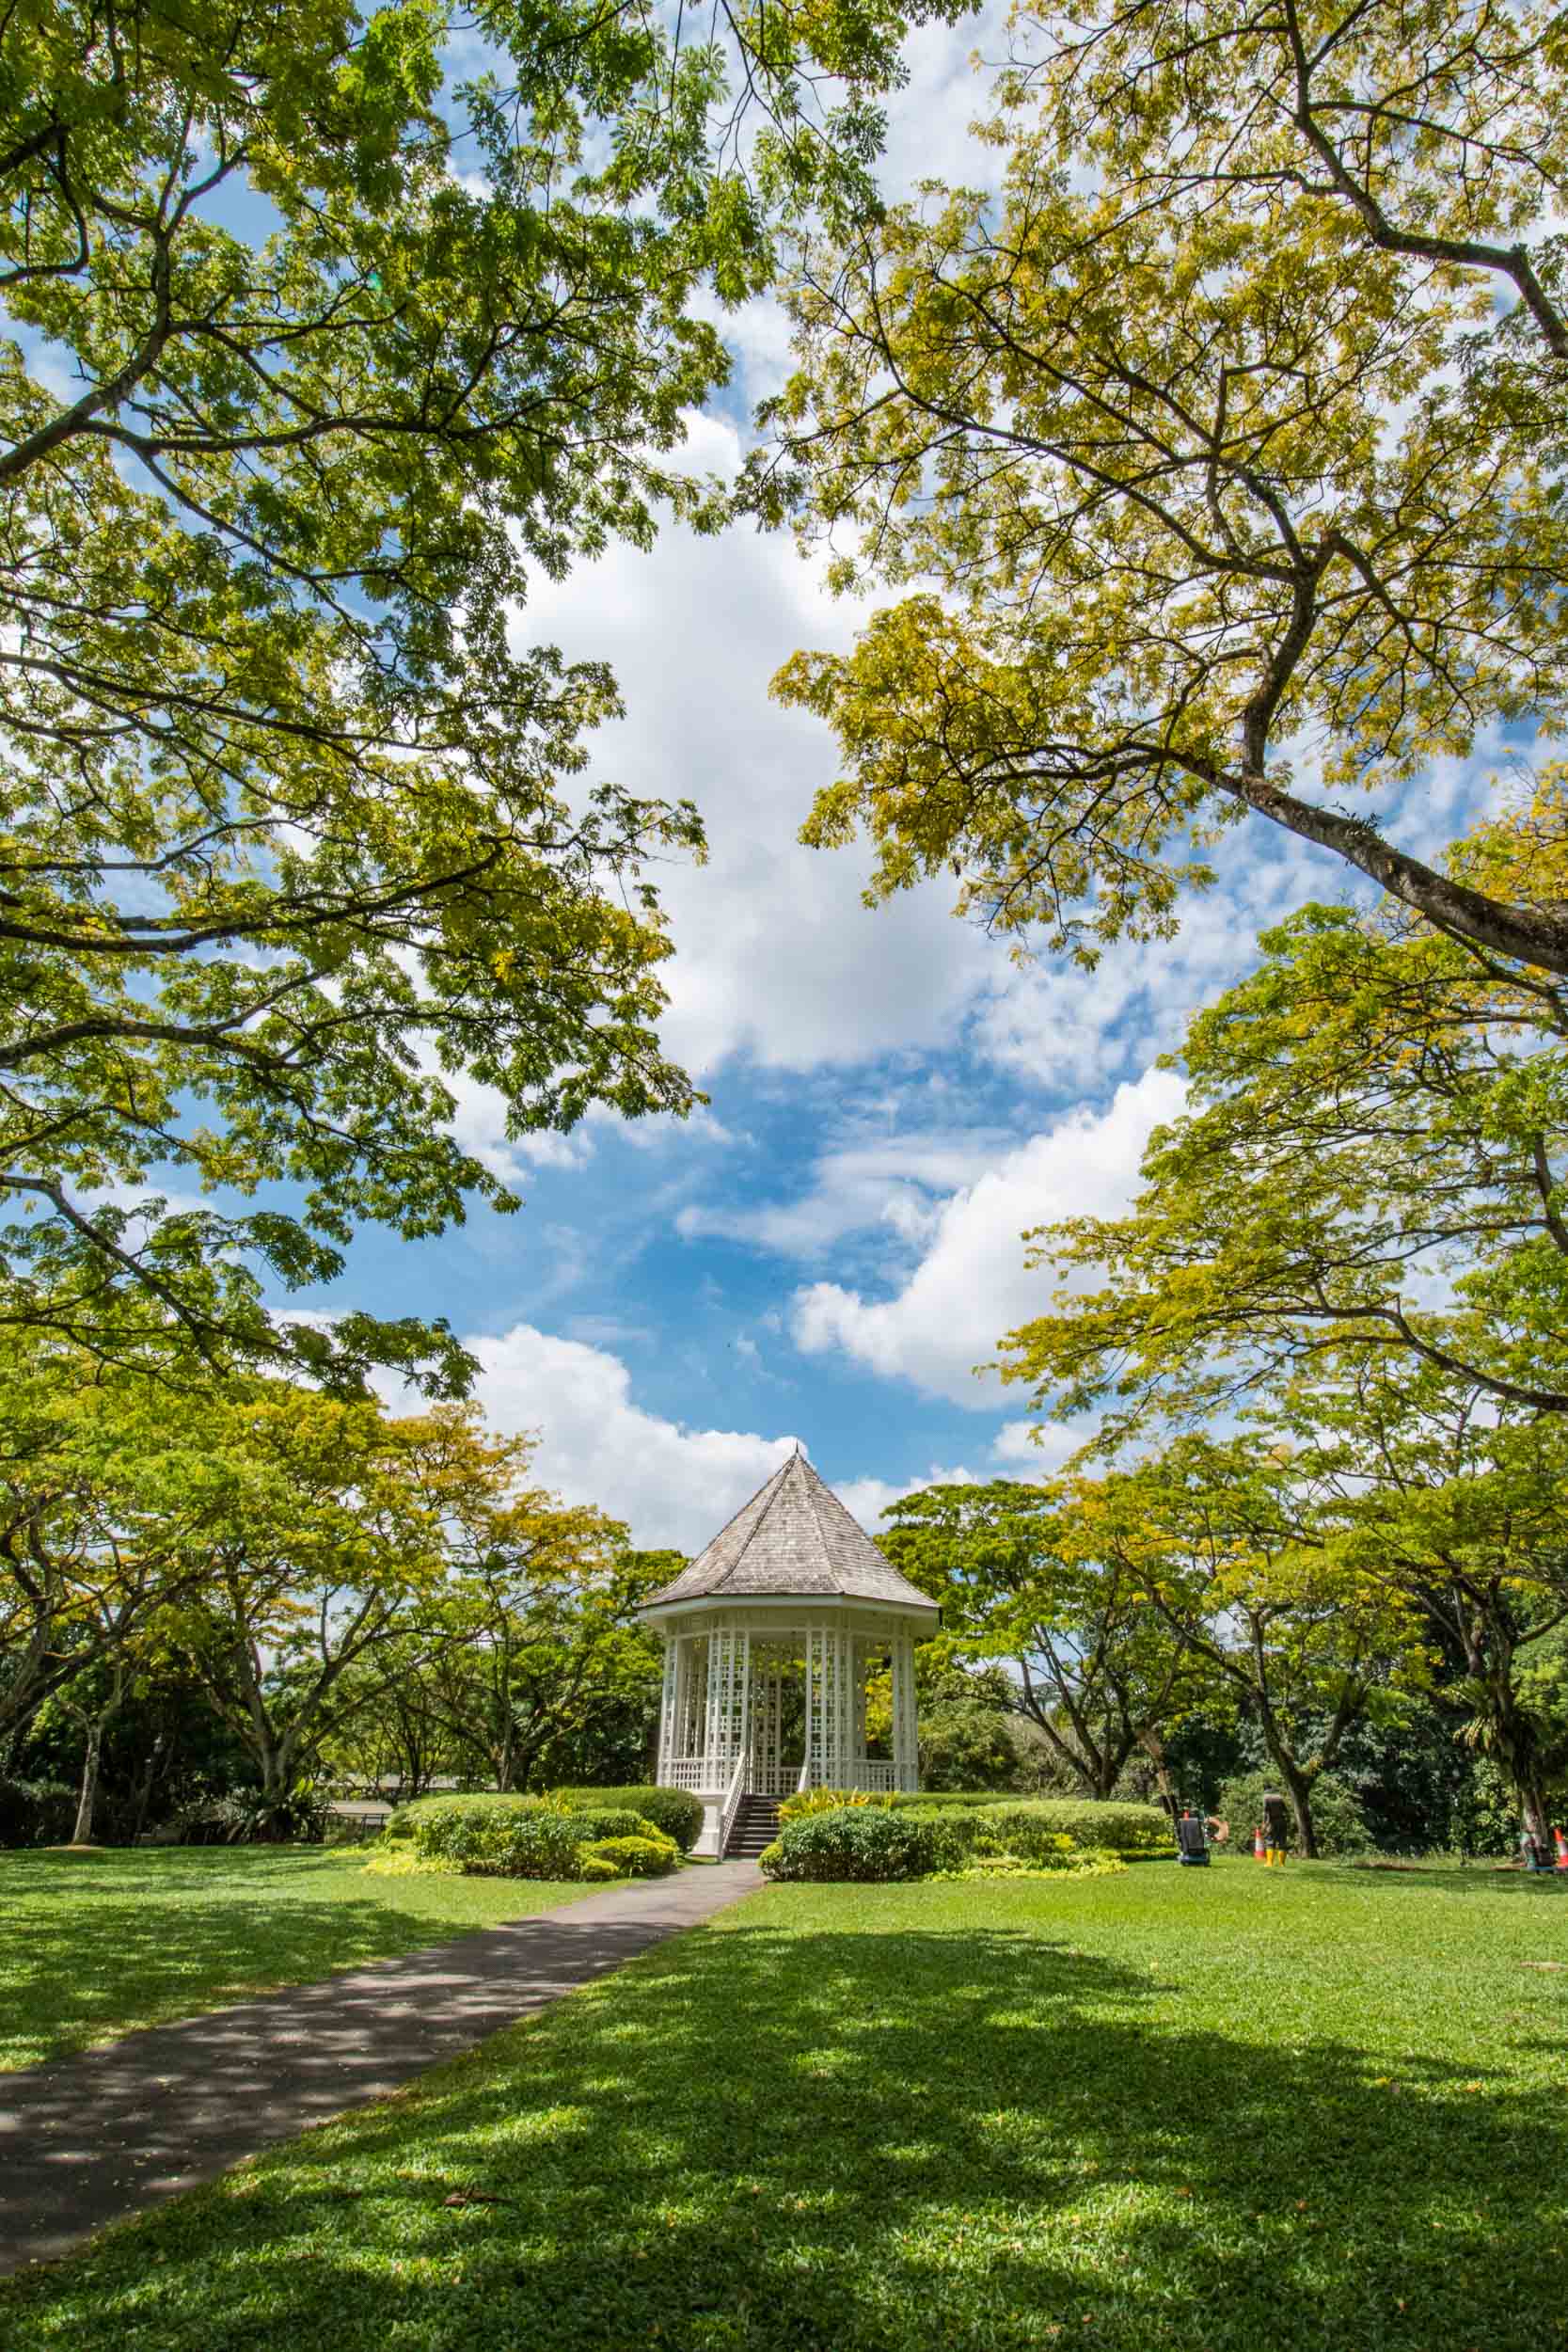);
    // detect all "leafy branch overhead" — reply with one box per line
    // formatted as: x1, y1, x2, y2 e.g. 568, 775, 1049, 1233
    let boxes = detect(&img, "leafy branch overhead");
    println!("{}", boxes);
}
0, 0, 964, 1382
764, 0, 1568, 972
